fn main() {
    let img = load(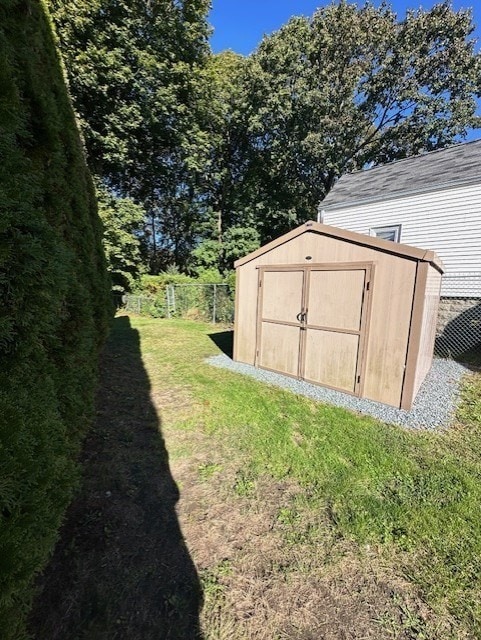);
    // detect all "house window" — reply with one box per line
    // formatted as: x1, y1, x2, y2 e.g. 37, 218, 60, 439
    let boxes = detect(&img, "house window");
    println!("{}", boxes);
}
370, 224, 401, 242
